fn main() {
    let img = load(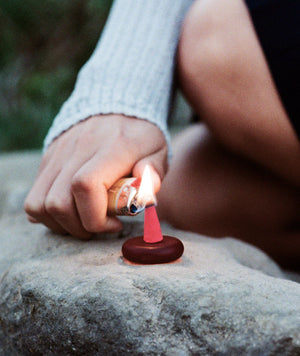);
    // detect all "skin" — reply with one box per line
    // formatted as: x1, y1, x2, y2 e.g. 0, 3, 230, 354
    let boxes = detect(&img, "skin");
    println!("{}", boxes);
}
24, 115, 167, 239
25, 0, 299, 268
158, 0, 300, 269
157, 124, 300, 269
